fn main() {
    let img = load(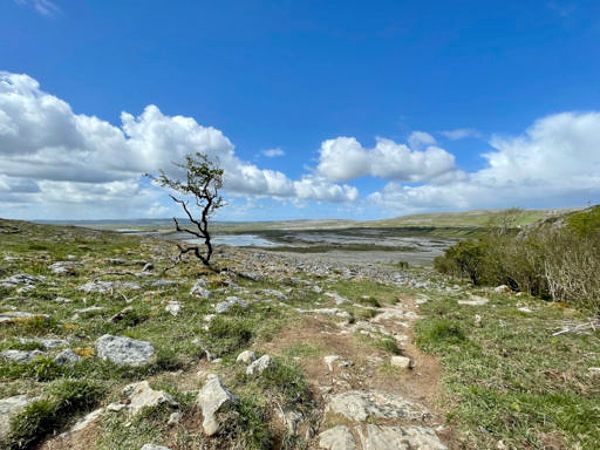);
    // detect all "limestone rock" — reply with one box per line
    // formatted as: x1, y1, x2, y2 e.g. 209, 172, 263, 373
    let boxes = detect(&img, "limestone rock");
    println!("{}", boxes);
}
123, 381, 178, 416
165, 301, 182, 316
215, 296, 248, 314
325, 292, 349, 305
79, 280, 140, 294
140, 445, 172, 450
69, 408, 104, 434
196, 375, 238, 436
493, 285, 511, 294
358, 424, 447, 450
236, 350, 256, 364
458, 295, 489, 306
0, 395, 36, 439
324, 355, 352, 372
190, 279, 211, 298
0, 311, 48, 324
262, 289, 288, 301
278, 409, 303, 436
0, 273, 44, 289
49, 261, 79, 275
297, 307, 352, 320
325, 390, 427, 422
390, 355, 413, 369
79, 280, 114, 294
54, 349, 81, 365
1, 349, 44, 363
318, 425, 356, 450
246, 354, 273, 376
95, 334, 155, 367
